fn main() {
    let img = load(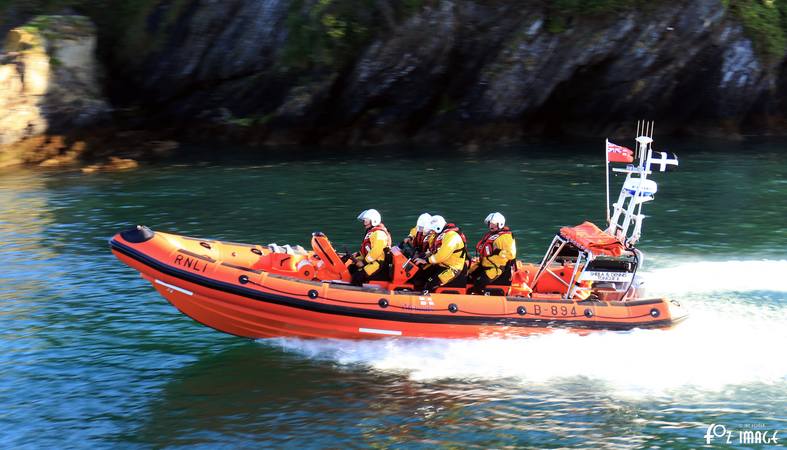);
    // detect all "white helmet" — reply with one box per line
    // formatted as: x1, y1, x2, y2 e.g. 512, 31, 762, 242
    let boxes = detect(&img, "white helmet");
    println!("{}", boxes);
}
416, 213, 432, 230
357, 209, 381, 227
429, 215, 447, 233
484, 212, 505, 228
